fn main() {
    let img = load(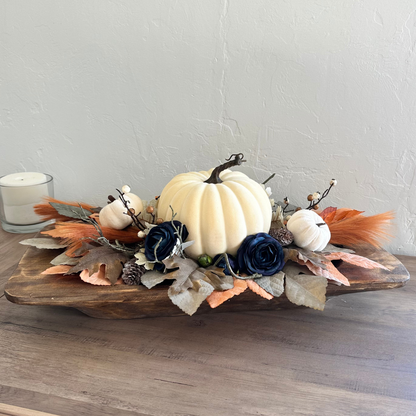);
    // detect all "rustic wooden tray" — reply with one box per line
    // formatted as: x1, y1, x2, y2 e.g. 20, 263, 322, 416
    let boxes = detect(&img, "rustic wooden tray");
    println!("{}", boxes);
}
4, 245, 410, 319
